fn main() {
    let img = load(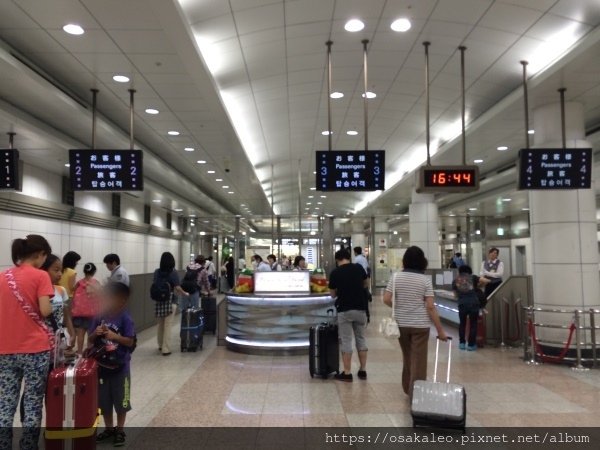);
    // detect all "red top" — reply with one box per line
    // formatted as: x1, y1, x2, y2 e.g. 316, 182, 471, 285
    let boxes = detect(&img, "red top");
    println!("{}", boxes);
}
0, 264, 54, 354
